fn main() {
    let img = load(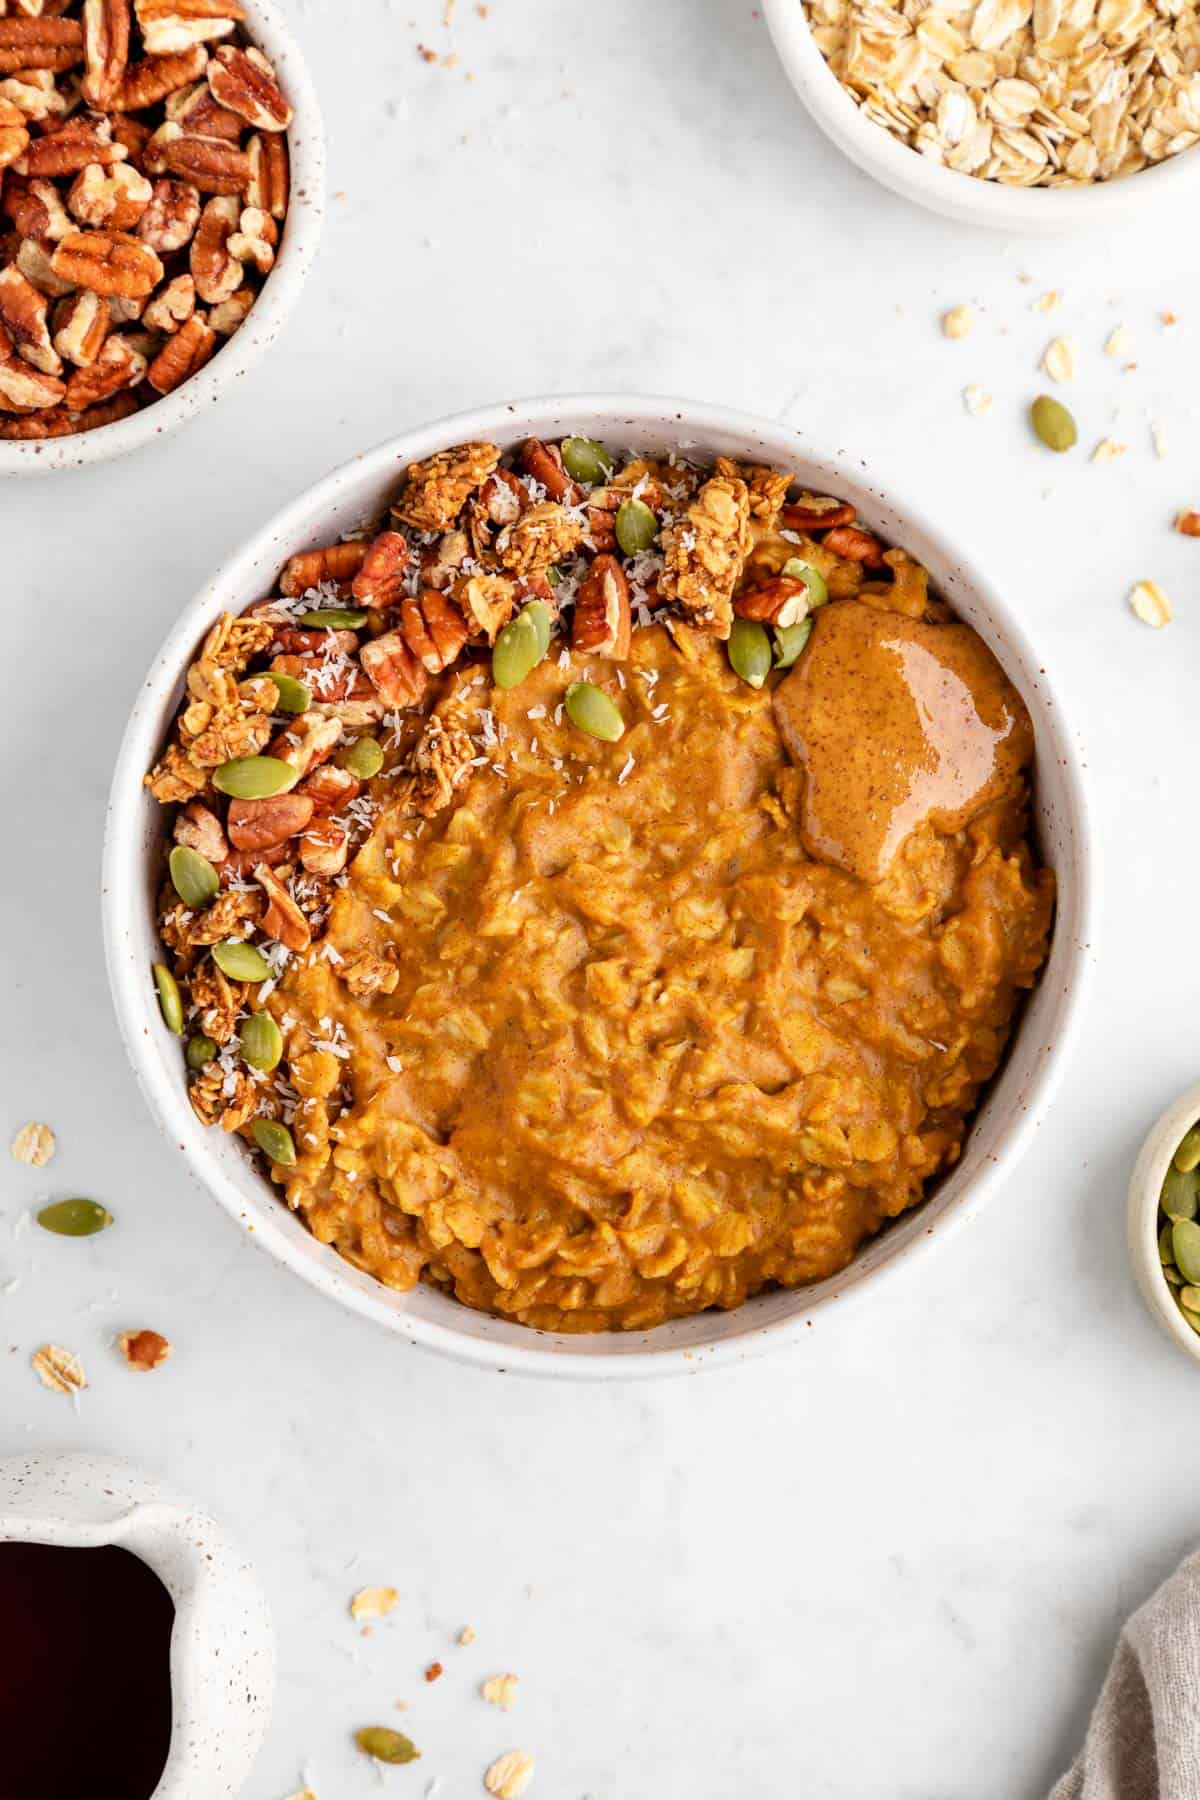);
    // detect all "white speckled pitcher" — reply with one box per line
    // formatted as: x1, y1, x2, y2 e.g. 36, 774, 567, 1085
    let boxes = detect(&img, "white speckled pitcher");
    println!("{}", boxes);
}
0, 1452, 274, 1799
